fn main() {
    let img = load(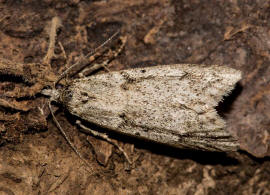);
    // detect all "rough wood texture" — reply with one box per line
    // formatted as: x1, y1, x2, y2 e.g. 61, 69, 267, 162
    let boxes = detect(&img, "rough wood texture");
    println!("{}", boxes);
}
0, 0, 269, 194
